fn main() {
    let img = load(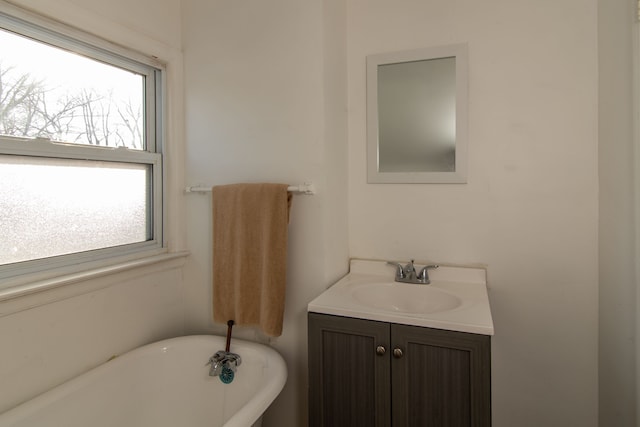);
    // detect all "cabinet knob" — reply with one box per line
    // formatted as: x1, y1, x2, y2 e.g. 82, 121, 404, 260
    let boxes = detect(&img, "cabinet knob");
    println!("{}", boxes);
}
393, 348, 404, 358
376, 345, 386, 356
